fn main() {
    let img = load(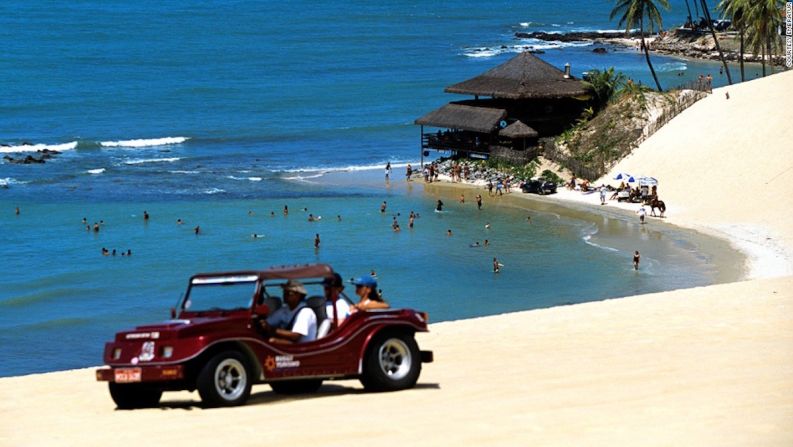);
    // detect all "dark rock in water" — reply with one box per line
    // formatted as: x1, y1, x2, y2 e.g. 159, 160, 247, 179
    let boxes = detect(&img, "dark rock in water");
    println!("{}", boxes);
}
39, 149, 61, 155
528, 49, 545, 54
515, 30, 637, 42
3, 154, 46, 164
592, 47, 608, 54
